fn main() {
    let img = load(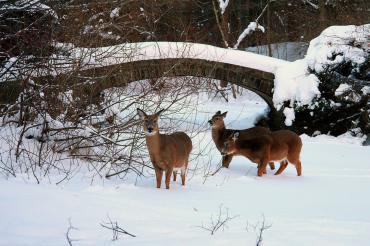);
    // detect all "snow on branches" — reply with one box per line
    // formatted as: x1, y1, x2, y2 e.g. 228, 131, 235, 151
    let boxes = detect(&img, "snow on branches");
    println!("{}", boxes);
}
274, 23, 369, 124
234, 22, 265, 49
217, 0, 230, 15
